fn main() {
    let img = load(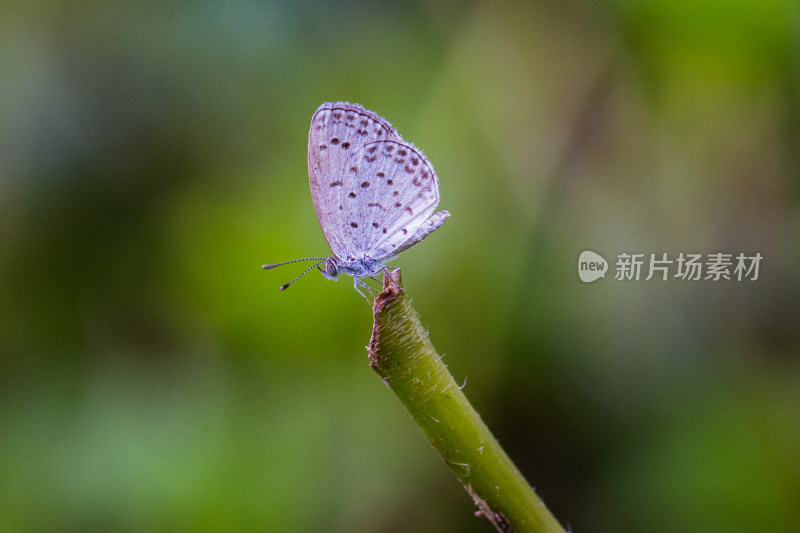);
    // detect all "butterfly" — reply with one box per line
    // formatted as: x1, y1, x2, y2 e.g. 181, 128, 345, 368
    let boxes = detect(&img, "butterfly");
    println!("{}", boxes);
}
263, 102, 449, 300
